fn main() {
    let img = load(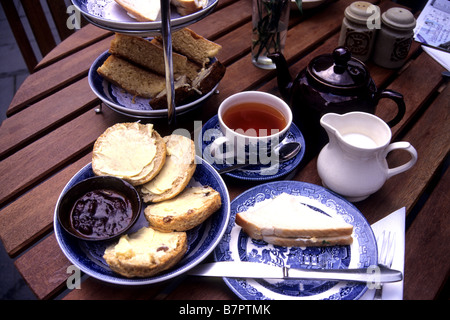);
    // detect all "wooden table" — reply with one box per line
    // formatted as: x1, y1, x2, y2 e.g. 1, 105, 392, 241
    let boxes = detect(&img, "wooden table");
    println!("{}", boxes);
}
1, 0, 448, 301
